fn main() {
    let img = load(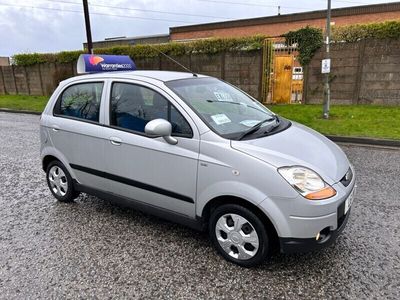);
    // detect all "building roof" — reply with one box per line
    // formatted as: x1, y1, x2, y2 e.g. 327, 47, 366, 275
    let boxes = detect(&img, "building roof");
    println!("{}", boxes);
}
170, 1, 400, 35
101, 33, 170, 42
